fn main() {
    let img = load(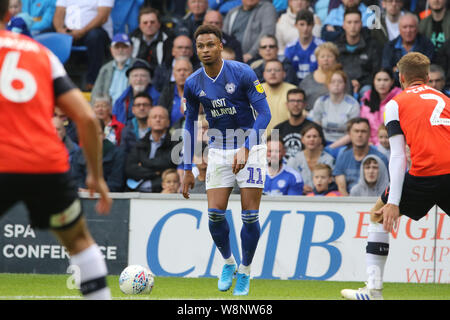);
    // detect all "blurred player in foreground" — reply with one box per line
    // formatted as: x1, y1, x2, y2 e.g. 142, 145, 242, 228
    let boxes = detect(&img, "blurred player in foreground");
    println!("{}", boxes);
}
341, 52, 450, 300
182, 25, 271, 296
0, 0, 112, 299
